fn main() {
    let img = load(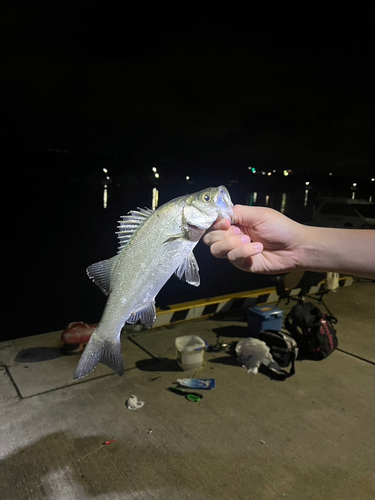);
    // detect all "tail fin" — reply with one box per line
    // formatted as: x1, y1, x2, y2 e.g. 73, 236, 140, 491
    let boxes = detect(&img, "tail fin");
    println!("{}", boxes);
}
73, 331, 125, 380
